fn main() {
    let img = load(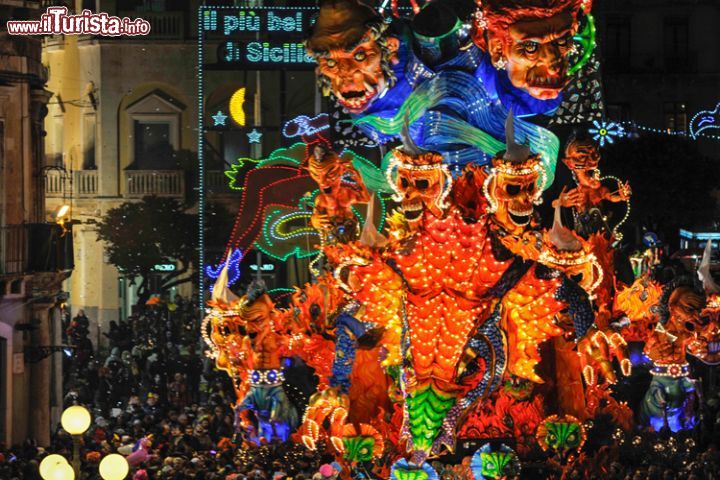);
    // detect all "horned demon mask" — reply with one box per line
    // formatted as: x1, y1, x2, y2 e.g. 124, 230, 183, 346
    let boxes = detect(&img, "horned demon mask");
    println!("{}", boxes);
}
484, 115, 546, 235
